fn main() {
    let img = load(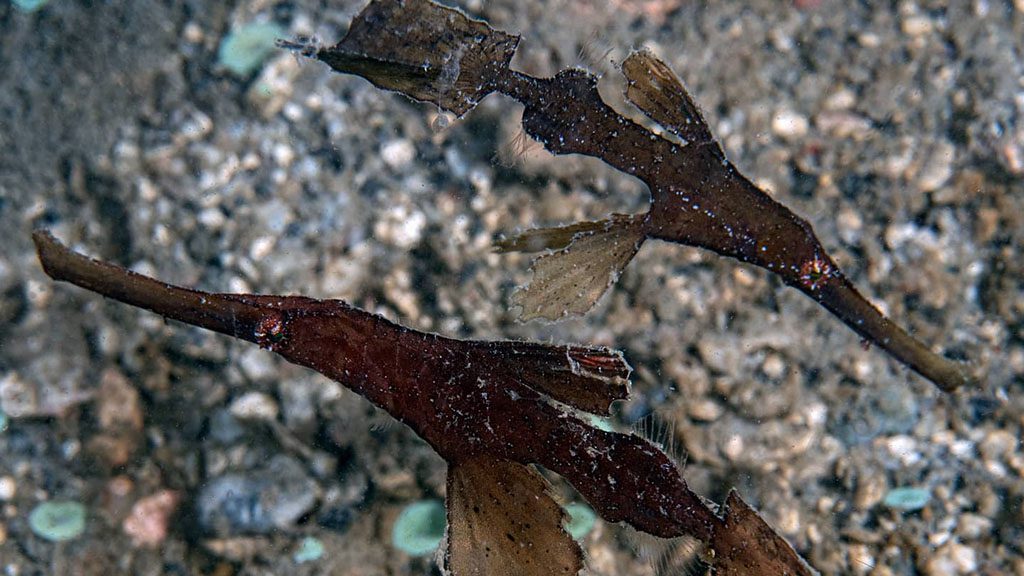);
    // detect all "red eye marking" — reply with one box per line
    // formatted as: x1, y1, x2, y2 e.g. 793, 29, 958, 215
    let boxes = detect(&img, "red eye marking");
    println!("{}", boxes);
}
799, 257, 833, 292
255, 311, 286, 349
